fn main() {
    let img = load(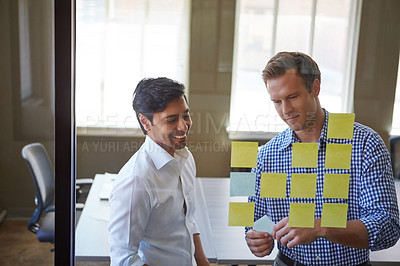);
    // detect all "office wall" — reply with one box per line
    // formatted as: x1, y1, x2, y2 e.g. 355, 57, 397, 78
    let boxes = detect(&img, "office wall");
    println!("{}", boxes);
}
1, 0, 400, 217
353, 0, 400, 145
0, 0, 54, 218
0, 3, 31, 217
